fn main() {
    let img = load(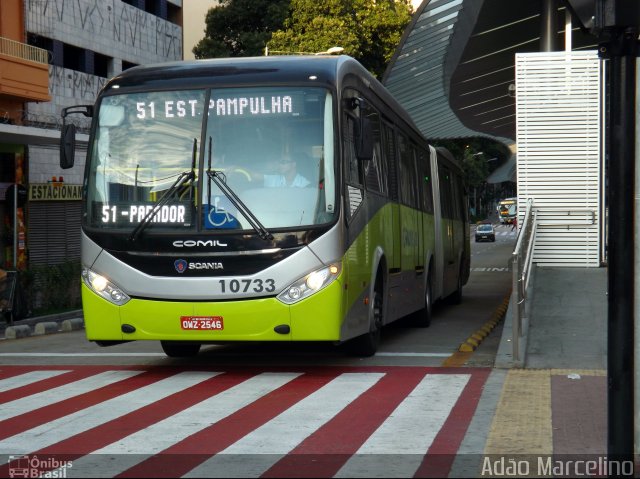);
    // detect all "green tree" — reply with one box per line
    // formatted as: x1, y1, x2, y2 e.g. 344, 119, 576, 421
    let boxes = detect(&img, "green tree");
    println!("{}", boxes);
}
193, 0, 290, 58
267, 0, 413, 78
